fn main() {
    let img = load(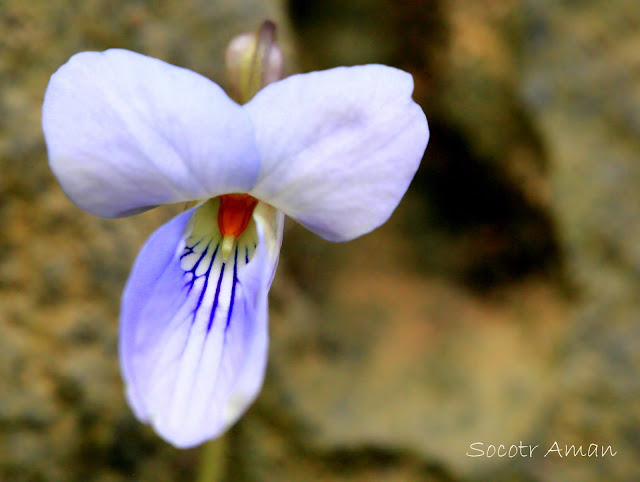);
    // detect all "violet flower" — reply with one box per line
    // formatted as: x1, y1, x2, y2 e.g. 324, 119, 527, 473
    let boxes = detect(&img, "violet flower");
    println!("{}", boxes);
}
42, 47, 428, 448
